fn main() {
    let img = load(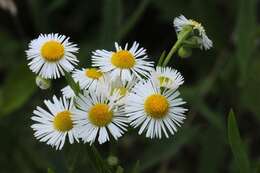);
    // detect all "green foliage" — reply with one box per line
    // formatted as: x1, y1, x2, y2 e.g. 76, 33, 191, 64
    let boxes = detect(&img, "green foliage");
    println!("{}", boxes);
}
0, 65, 36, 117
131, 161, 140, 173
100, 0, 122, 47
139, 127, 199, 171
198, 127, 226, 173
241, 58, 260, 121
228, 110, 251, 173
236, 0, 256, 85
0, 0, 259, 172
47, 168, 55, 173
64, 72, 81, 96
